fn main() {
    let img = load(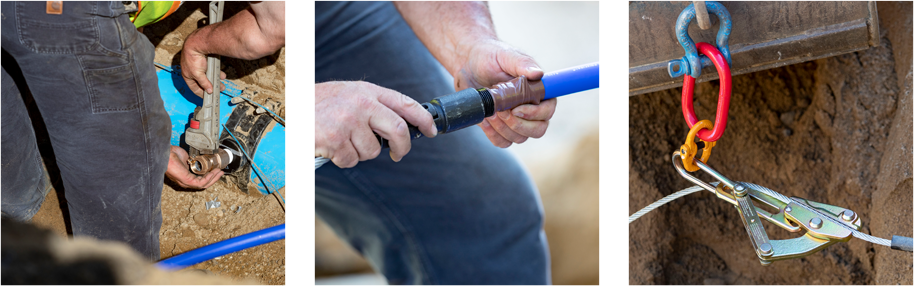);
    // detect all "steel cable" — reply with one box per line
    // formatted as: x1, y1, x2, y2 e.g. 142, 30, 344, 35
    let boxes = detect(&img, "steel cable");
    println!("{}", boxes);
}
632, 181, 896, 248
315, 157, 330, 169
629, 185, 707, 223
